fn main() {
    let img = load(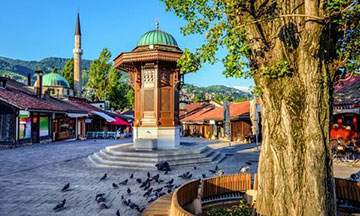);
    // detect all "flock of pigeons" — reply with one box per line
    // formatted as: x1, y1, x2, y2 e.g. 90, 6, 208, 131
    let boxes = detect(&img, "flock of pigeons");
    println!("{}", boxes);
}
52, 162, 252, 215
